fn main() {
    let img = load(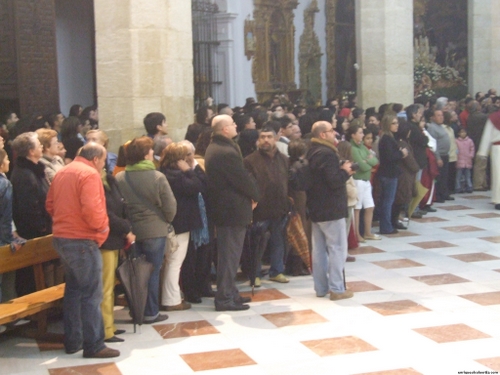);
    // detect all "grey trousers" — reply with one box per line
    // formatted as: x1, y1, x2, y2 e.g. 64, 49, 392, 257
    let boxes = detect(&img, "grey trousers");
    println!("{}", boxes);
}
215, 225, 247, 307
